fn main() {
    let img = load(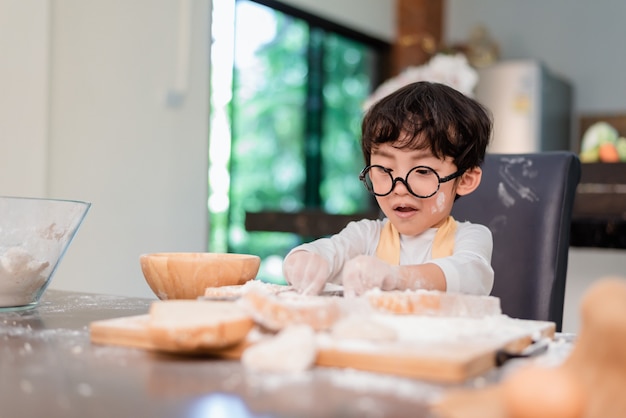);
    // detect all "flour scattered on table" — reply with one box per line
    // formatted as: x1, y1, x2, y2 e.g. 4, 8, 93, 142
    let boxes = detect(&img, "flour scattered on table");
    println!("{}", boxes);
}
323, 368, 445, 403
242, 324, 317, 373
76, 382, 94, 397
20, 379, 34, 394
